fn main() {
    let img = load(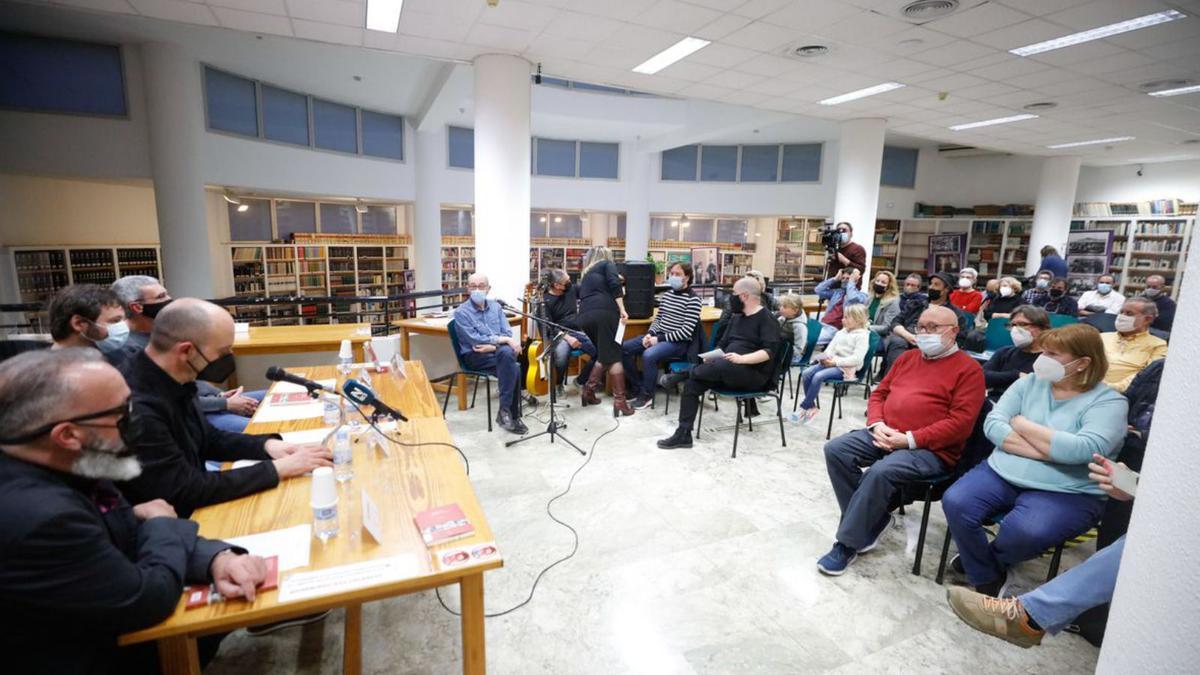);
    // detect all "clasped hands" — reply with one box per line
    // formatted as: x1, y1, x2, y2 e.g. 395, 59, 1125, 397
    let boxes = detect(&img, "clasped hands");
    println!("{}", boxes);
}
473, 336, 520, 353
869, 422, 909, 451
